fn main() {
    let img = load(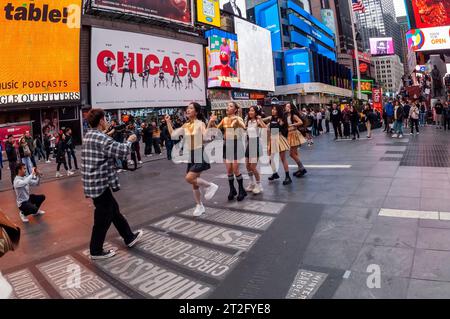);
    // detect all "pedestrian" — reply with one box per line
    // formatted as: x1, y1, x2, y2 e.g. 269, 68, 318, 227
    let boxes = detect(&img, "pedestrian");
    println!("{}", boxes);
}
363, 104, 373, 139
55, 132, 74, 178
383, 99, 394, 133
23, 131, 37, 168
165, 103, 219, 216
18, 136, 33, 175
350, 105, 360, 140
285, 103, 307, 177
34, 135, 46, 162
43, 132, 52, 163
311, 110, 318, 137
64, 128, 79, 172
330, 103, 343, 140
317, 109, 323, 135
325, 106, 331, 133
342, 104, 351, 139
81, 108, 143, 260
142, 122, 153, 156
403, 100, 411, 129
443, 102, 450, 131
13, 164, 45, 223
244, 105, 266, 194
434, 99, 444, 129
409, 102, 420, 135
133, 123, 143, 164
151, 122, 162, 155
161, 118, 173, 160
5, 135, 18, 185
392, 101, 404, 138
419, 101, 426, 127
208, 102, 249, 199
